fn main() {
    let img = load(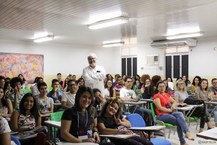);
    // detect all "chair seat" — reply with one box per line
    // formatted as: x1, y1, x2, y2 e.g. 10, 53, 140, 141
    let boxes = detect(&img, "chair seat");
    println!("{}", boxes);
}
150, 138, 171, 145
164, 123, 174, 127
